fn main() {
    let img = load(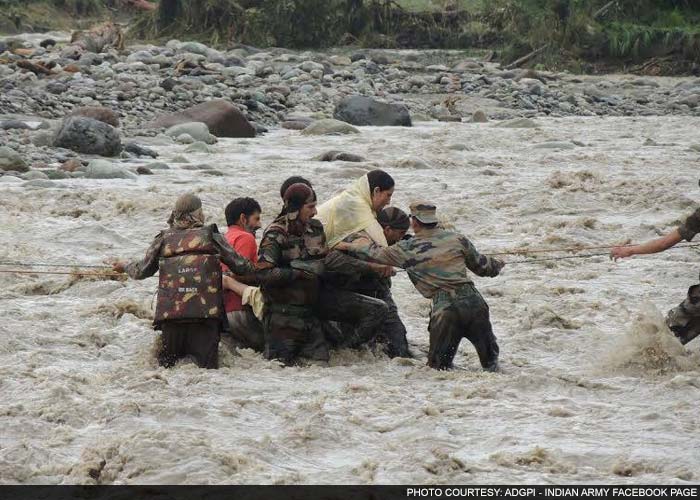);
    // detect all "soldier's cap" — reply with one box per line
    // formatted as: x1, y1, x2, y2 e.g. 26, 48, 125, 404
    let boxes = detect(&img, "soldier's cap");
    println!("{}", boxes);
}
409, 201, 438, 224
378, 206, 410, 230
174, 193, 202, 214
